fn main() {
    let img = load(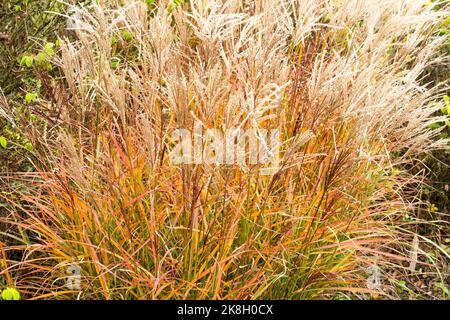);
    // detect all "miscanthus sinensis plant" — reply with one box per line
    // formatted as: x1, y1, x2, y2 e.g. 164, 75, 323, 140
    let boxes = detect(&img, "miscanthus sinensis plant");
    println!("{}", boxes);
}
0, 0, 449, 299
